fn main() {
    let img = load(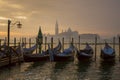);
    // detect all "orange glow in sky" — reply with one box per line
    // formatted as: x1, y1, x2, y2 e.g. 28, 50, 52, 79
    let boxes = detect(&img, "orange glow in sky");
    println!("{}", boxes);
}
0, 0, 120, 38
